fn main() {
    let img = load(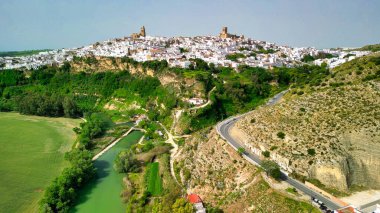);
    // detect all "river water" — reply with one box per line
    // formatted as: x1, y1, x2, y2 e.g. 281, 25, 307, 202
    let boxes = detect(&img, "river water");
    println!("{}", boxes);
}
71, 130, 143, 213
